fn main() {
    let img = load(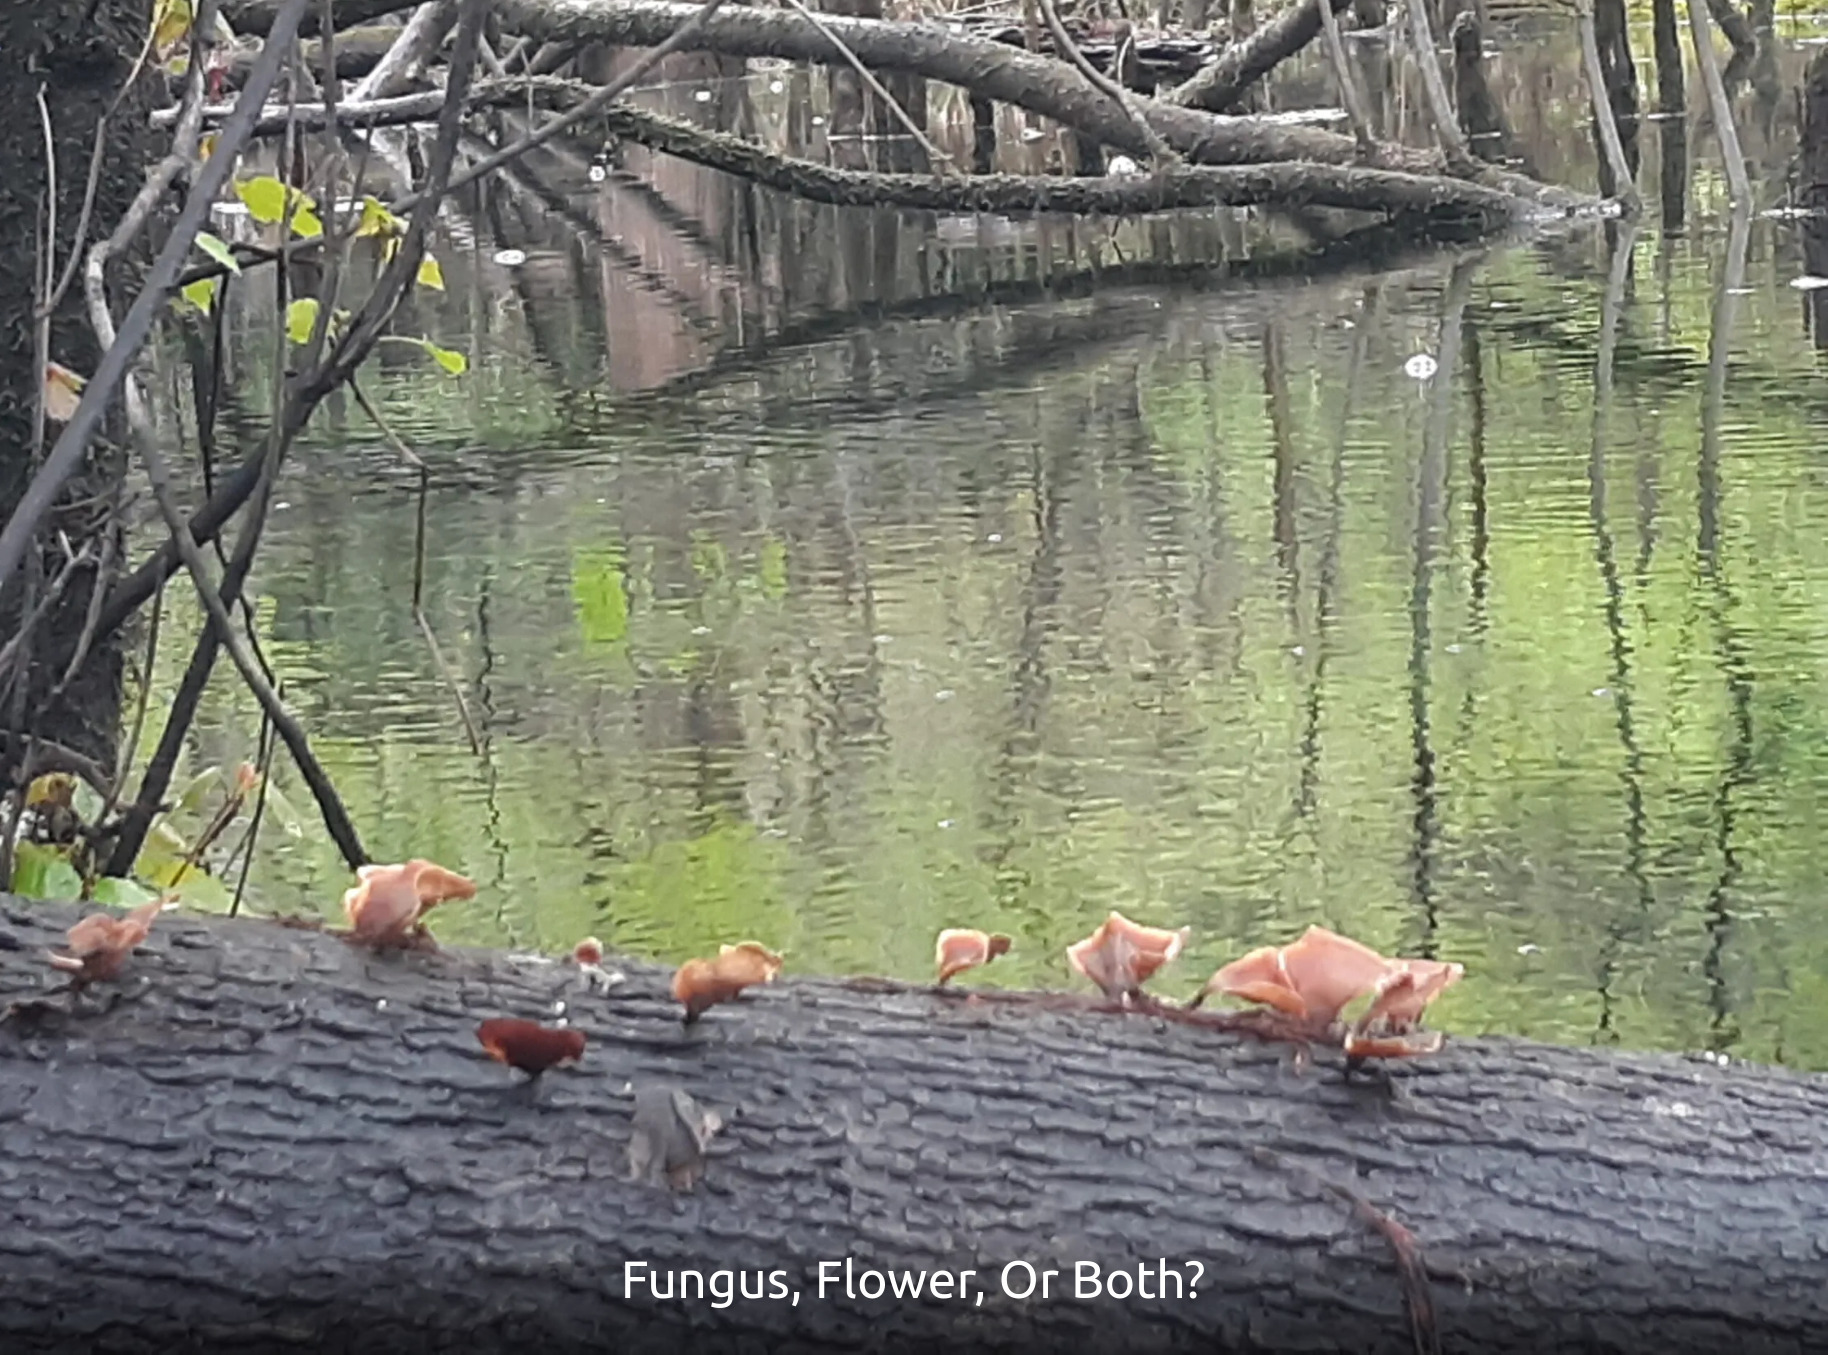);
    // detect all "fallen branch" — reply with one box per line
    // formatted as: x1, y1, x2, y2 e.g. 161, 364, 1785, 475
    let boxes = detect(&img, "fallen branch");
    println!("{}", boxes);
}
594, 100, 1520, 219
3, 898, 1828, 1352
1164, 0, 1355, 112
168, 77, 1527, 220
